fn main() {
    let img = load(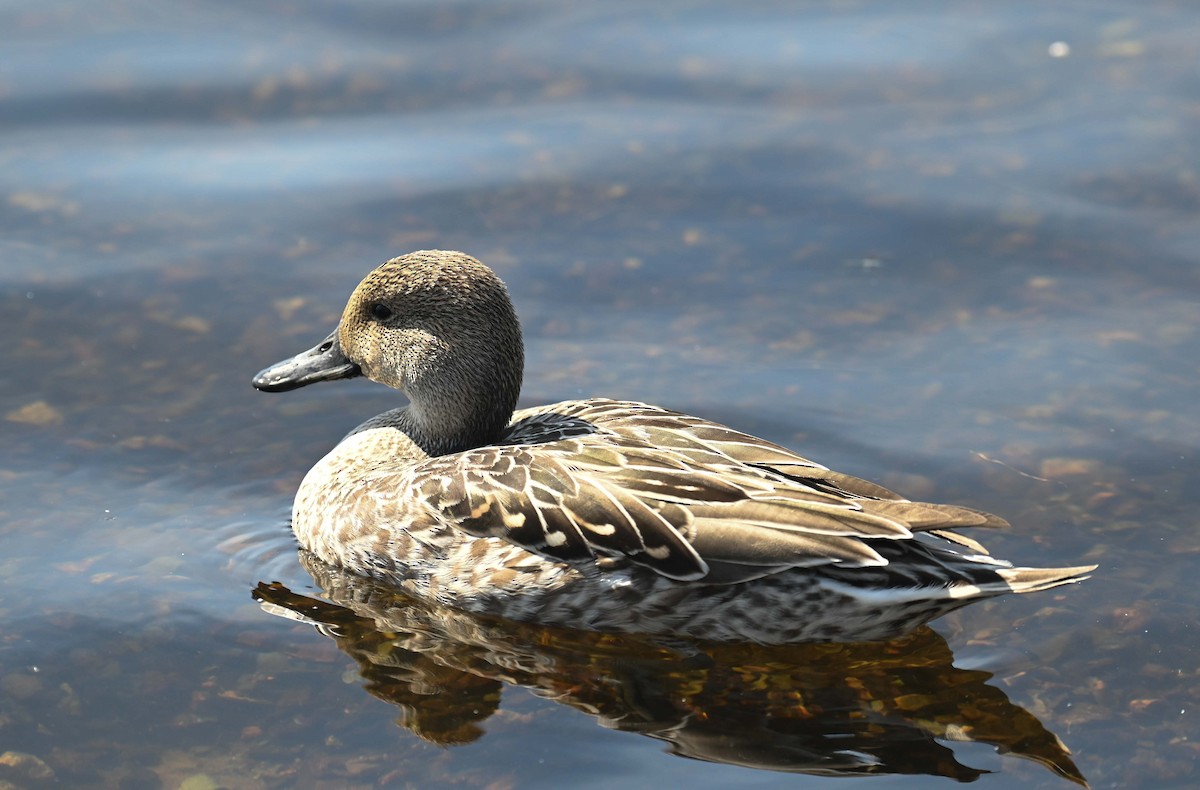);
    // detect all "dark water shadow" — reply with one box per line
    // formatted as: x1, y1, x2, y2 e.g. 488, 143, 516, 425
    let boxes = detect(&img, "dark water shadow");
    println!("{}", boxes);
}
254, 552, 1087, 786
